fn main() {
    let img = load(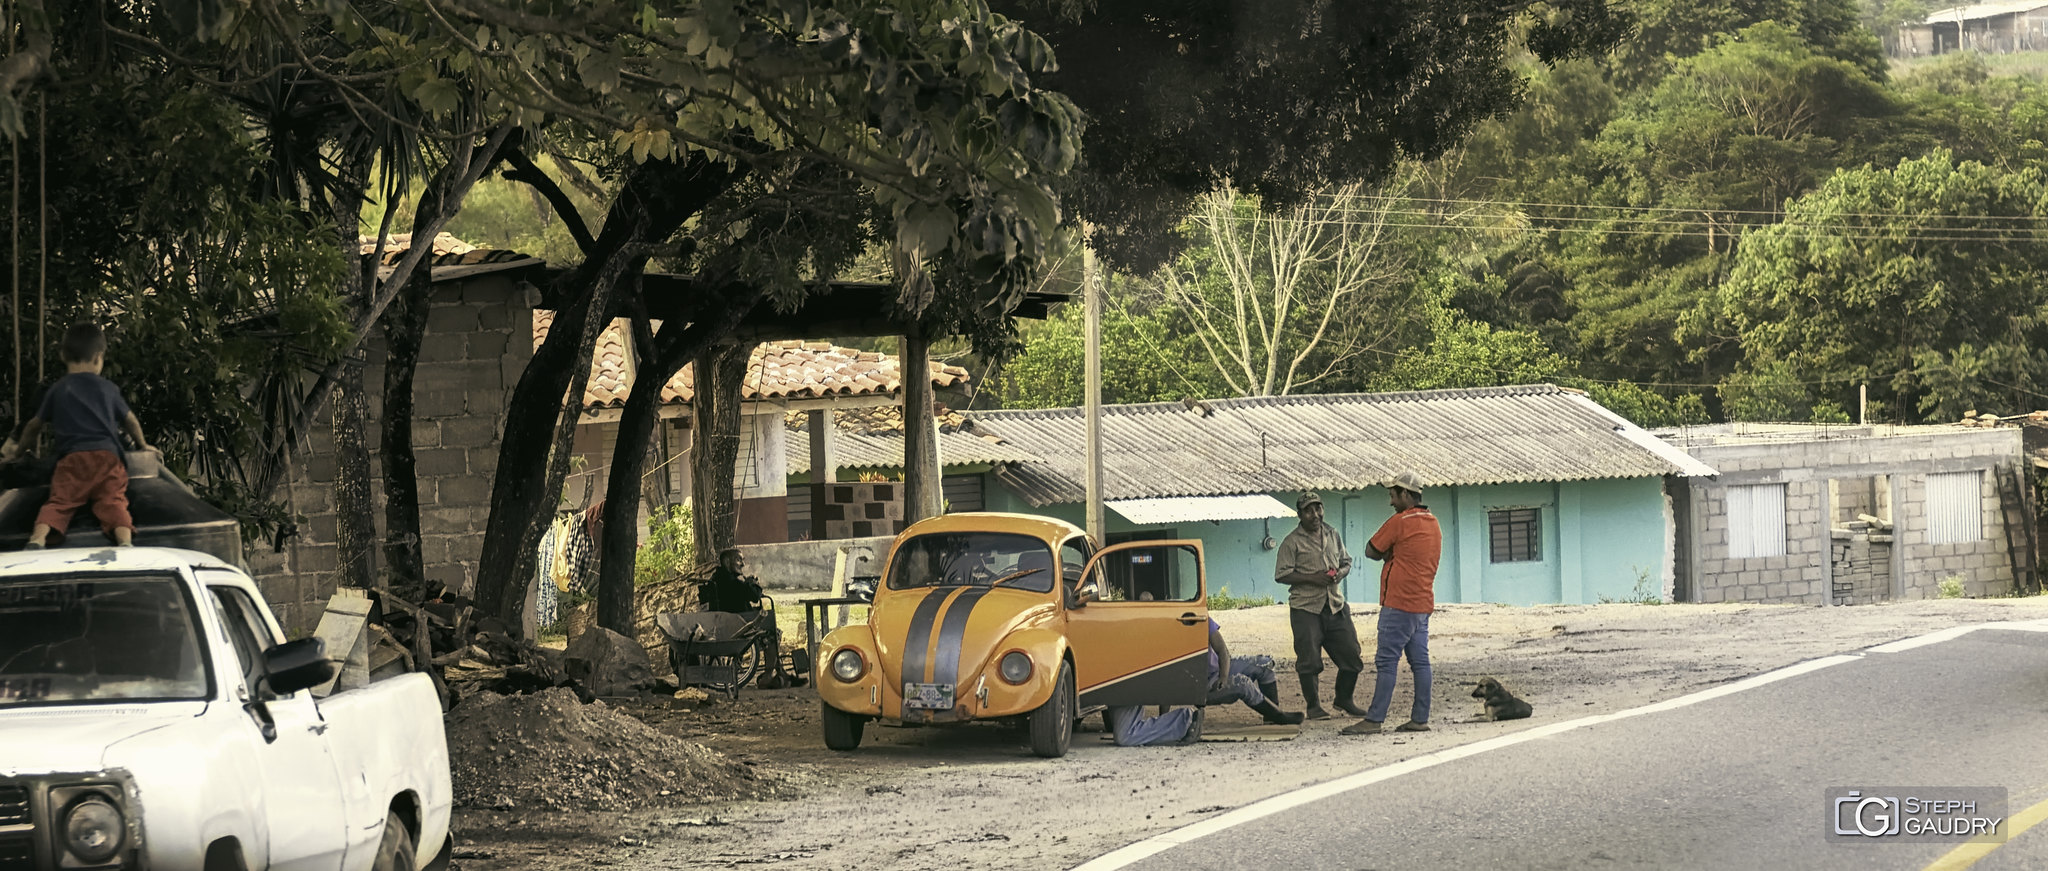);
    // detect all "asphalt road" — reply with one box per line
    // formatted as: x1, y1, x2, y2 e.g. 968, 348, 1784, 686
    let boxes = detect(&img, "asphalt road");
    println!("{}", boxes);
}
1099, 624, 2048, 871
